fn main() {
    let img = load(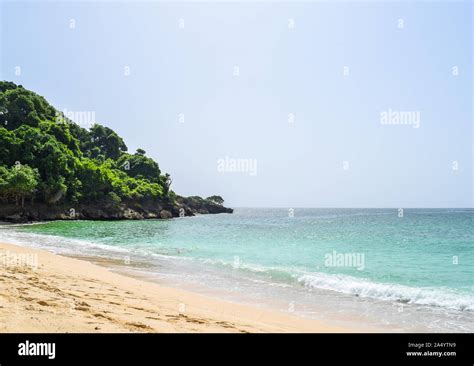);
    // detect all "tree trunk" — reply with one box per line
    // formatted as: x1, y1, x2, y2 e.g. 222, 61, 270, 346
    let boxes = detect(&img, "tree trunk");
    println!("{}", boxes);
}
21, 196, 25, 207
15, 195, 18, 206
